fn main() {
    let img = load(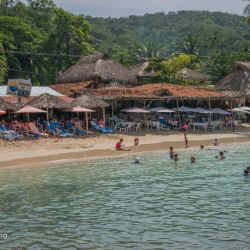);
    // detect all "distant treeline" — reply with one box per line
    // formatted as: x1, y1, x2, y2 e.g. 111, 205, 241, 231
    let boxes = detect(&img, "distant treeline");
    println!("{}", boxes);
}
0, 1, 249, 85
